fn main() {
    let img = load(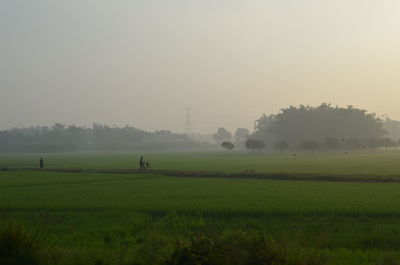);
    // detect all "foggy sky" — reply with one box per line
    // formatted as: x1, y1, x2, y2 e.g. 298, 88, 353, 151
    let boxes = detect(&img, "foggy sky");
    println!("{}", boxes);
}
1, 0, 400, 133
